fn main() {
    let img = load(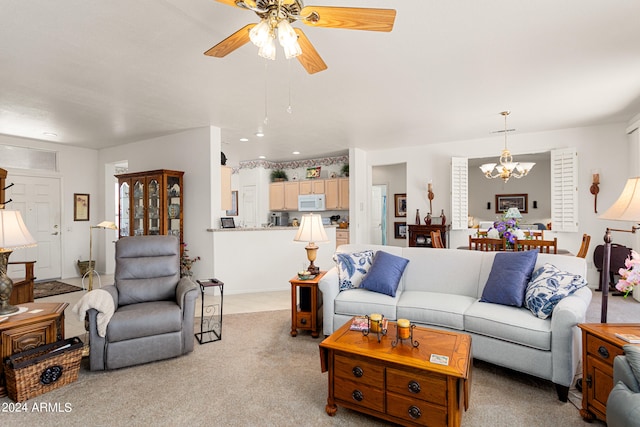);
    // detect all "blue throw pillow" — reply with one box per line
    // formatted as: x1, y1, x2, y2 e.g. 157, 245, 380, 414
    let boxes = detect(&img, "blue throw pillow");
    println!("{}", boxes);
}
333, 250, 374, 291
524, 263, 587, 319
480, 250, 538, 307
360, 251, 409, 297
